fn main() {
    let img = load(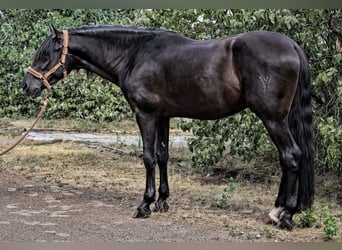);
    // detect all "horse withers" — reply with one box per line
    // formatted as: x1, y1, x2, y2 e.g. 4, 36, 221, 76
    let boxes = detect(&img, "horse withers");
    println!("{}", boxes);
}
22, 25, 314, 230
